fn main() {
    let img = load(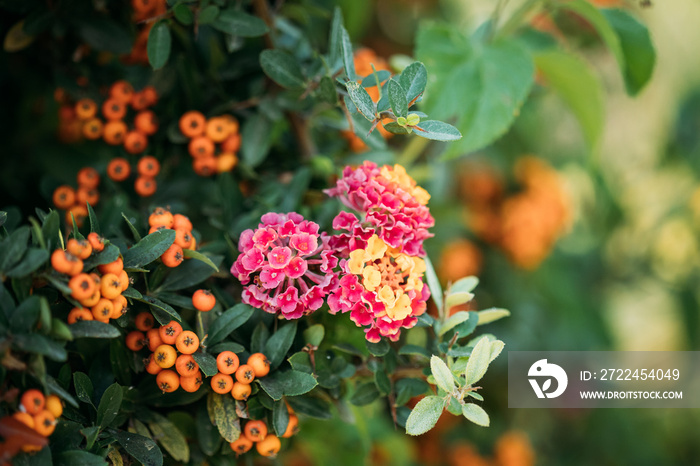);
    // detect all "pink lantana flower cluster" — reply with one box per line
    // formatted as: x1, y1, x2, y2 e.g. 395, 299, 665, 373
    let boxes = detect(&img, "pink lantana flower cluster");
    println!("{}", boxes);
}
230, 212, 338, 319
324, 161, 434, 257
